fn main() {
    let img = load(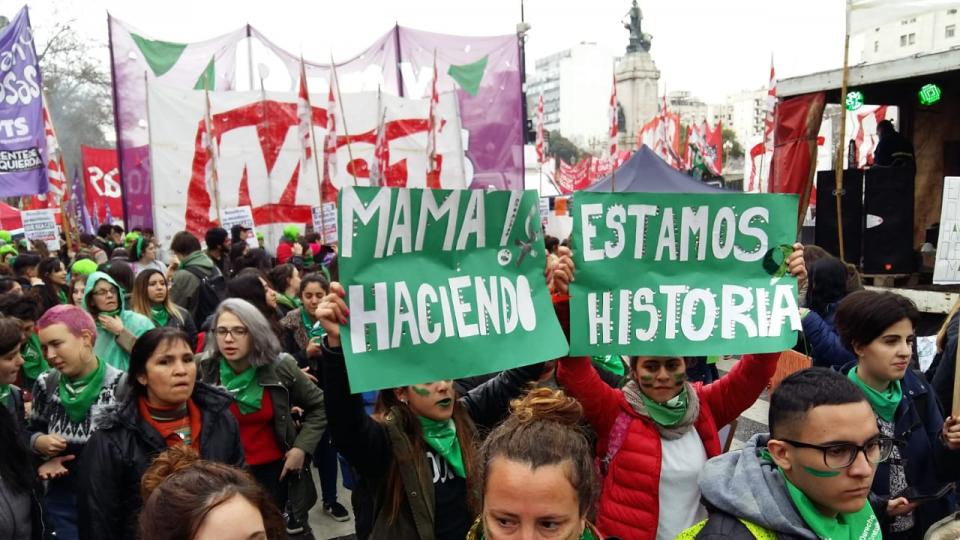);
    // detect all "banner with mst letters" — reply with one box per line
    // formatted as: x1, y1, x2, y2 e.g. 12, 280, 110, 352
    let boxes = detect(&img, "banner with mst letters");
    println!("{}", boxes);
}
569, 192, 801, 357
337, 186, 567, 392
